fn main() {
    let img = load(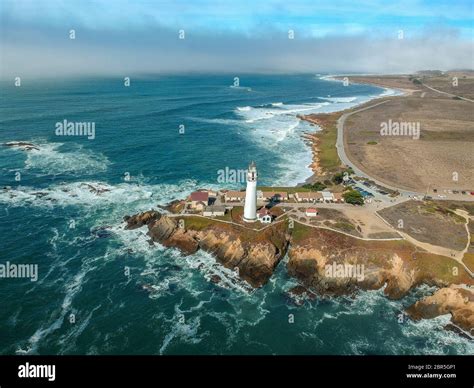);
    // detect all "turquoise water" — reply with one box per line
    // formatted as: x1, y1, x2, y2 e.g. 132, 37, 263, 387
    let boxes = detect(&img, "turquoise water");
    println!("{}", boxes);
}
0, 74, 472, 354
